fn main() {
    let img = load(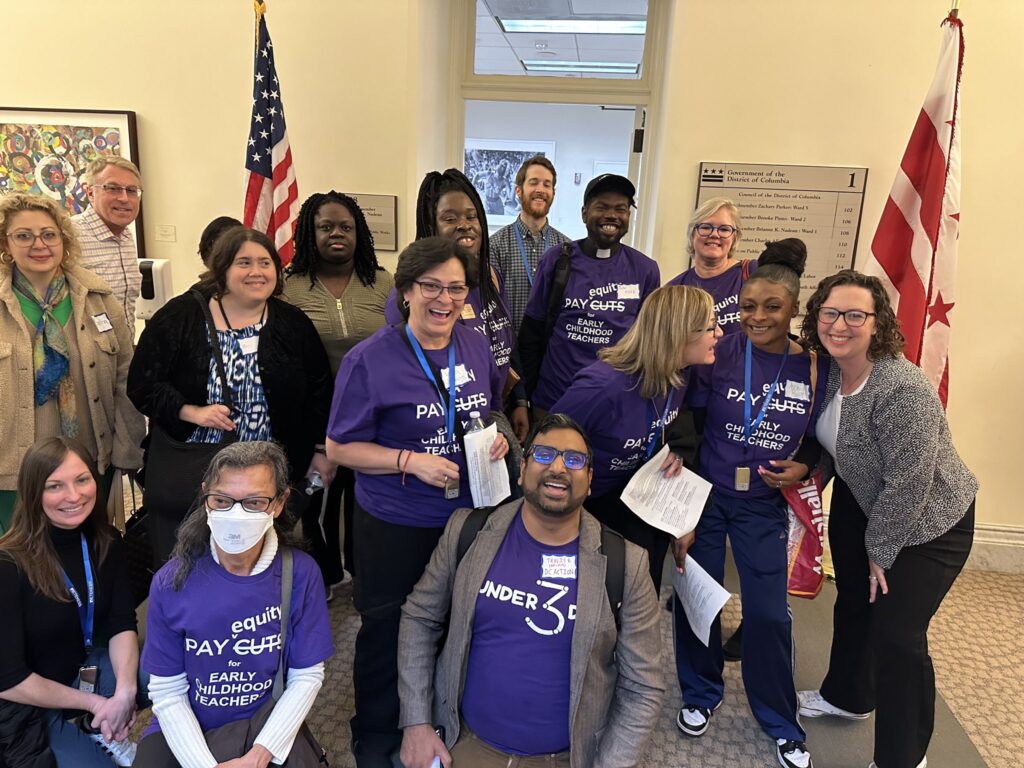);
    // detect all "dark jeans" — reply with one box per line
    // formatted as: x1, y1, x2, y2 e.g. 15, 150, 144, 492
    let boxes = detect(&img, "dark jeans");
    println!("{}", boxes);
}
350, 498, 444, 766
585, 491, 669, 595
297, 467, 354, 585
820, 475, 974, 768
